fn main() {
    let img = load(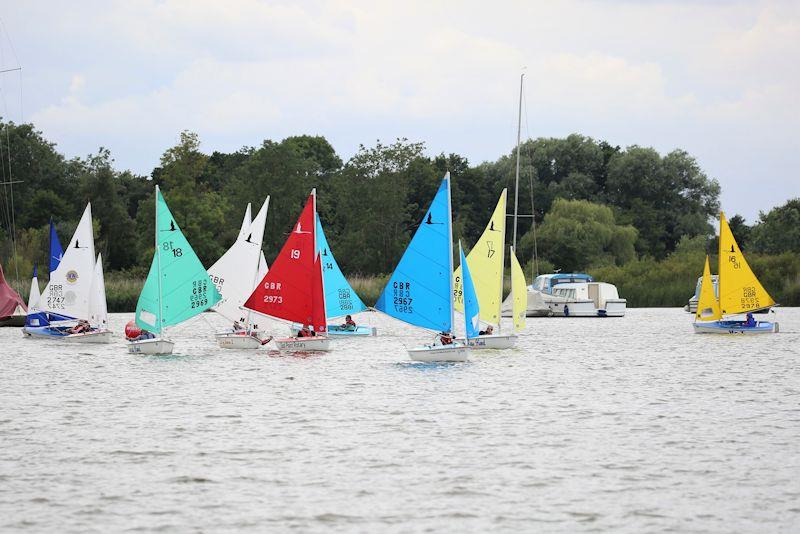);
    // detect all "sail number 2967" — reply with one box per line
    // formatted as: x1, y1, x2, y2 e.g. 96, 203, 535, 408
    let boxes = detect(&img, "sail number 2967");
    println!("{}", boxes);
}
162, 241, 183, 257
392, 281, 413, 313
